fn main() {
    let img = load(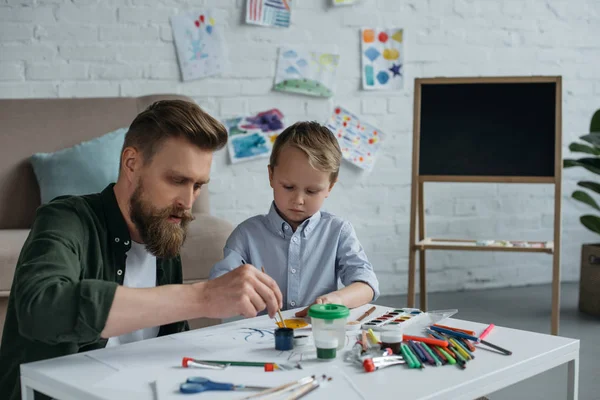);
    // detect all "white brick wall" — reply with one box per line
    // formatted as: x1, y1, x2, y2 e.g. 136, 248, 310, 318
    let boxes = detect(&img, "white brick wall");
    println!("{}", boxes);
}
2, 0, 600, 296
